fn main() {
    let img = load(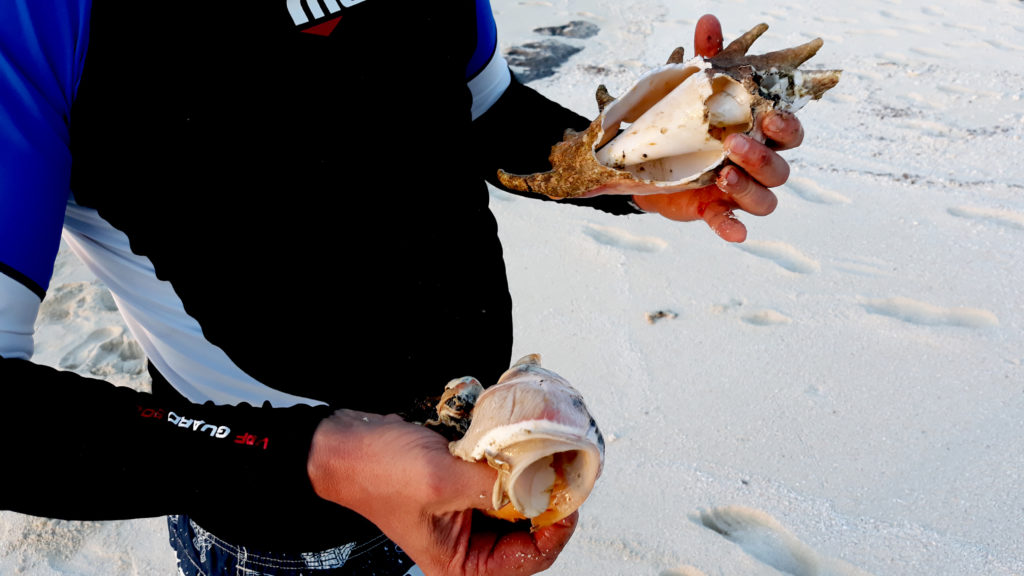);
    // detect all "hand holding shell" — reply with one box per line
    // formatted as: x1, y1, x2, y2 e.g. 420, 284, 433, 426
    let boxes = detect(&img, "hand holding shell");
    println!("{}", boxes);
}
432, 355, 604, 529
497, 22, 841, 199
